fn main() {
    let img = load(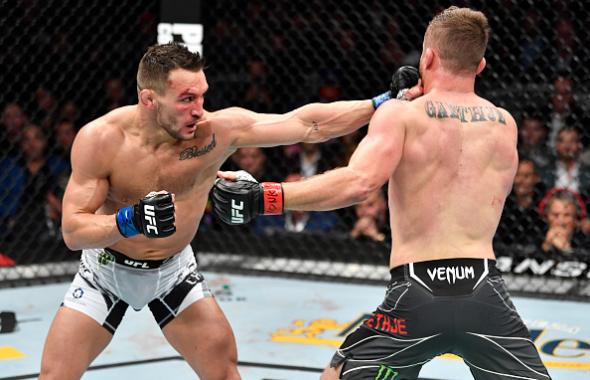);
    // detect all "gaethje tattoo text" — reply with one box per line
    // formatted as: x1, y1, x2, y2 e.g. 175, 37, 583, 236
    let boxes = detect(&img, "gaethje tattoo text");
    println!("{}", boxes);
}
425, 101, 506, 124
179, 133, 217, 160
